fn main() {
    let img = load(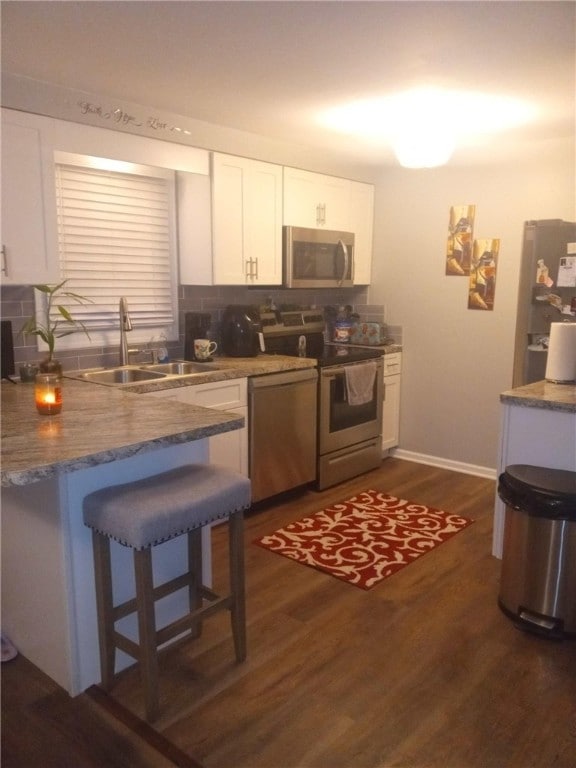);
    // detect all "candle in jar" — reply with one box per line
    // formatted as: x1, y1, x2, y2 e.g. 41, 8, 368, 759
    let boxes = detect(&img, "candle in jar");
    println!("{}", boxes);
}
35, 374, 63, 415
